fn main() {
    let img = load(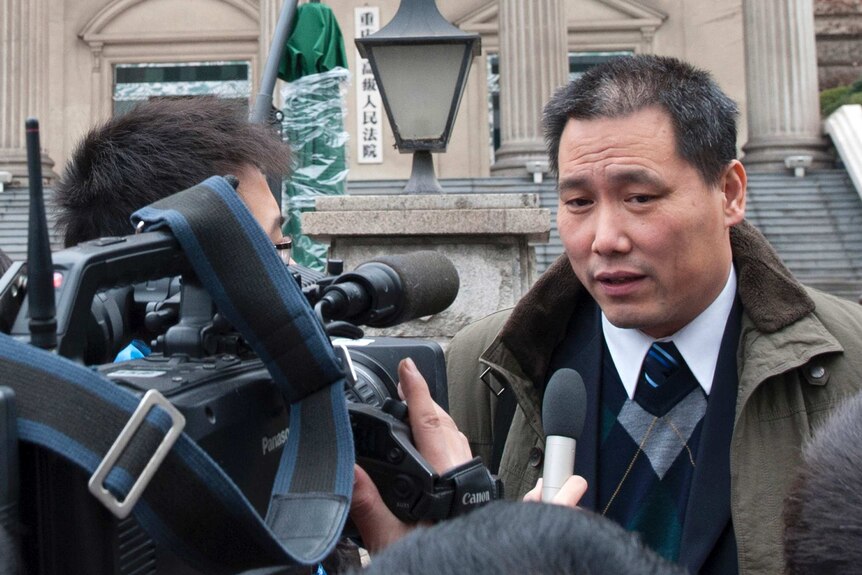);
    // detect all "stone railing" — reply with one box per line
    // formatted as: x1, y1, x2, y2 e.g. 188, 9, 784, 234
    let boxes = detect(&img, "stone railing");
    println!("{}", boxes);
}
824, 104, 862, 199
